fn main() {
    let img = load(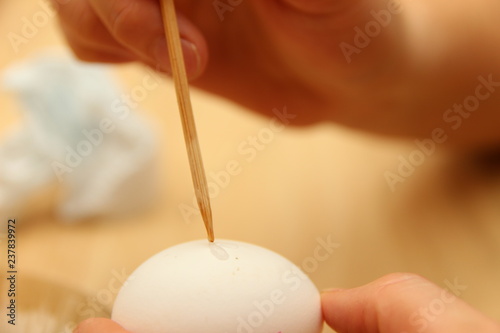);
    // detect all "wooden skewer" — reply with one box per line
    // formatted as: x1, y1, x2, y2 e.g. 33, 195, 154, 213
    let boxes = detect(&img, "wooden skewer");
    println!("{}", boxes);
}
160, 0, 215, 242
